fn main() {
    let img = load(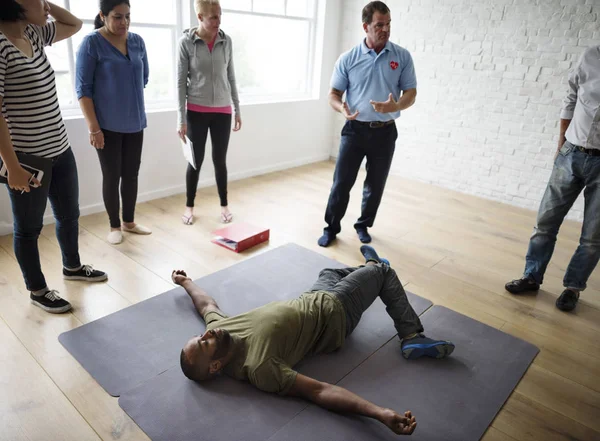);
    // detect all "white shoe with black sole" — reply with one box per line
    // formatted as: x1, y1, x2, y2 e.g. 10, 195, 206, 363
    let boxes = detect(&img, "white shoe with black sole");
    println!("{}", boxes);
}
30, 290, 72, 314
